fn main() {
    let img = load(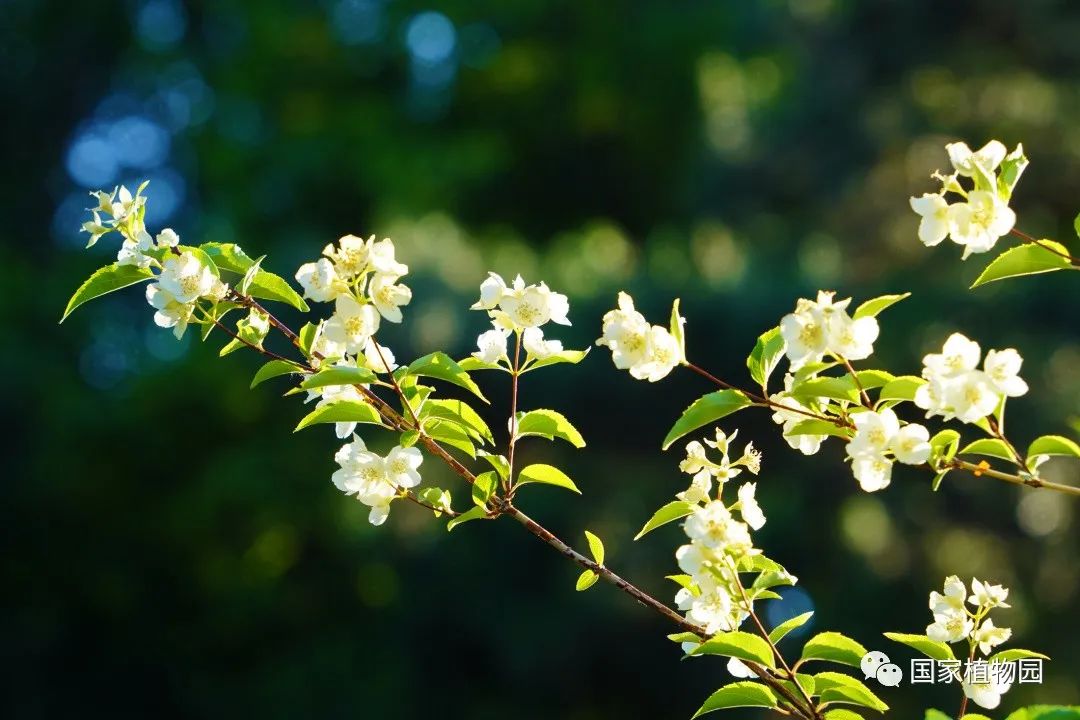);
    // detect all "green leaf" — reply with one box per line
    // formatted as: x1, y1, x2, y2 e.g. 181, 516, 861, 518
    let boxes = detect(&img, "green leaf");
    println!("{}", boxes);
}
925, 711, 952, 720
670, 298, 686, 359
666, 575, 696, 591
791, 376, 860, 403
692, 682, 778, 717
251, 359, 304, 388
878, 375, 926, 402
1005, 705, 1080, 720
294, 400, 383, 431
239, 254, 266, 296
690, 631, 775, 669
930, 429, 961, 462
424, 419, 477, 458
1028, 435, 1080, 459
177, 245, 220, 278
458, 356, 504, 372
524, 348, 590, 372
515, 409, 586, 448
400, 430, 419, 447
417, 487, 451, 516
747, 326, 785, 390
799, 632, 868, 668
785, 419, 850, 439
997, 143, 1029, 201
515, 464, 581, 494
60, 263, 156, 322
584, 530, 605, 565
971, 241, 1073, 288
853, 370, 895, 389
958, 438, 1015, 461
988, 648, 1050, 663
200, 242, 309, 312
298, 322, 320, 356
815, 673, 888, 713
447, 505, 488, 531
422, 399, 494, 445
662, 390, 752, 450
882, 632, 956, 661
634, 501, 696, 540
575, 570, 599, 591
477, 451, 510, 481
768, 611, 814, 644
668, 631, 702, 645
825, 710, 868, 720
852, 293, 910, 319
299, 365, 378, 390
408, 352, 488, 403
471, 471, 499, 508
